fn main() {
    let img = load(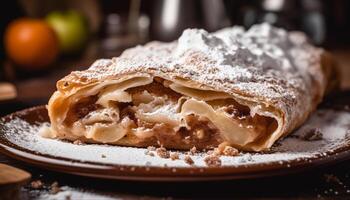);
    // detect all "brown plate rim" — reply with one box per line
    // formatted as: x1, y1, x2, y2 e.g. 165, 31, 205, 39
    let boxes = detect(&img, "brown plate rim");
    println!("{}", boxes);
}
1, 106, 350, 181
